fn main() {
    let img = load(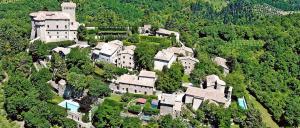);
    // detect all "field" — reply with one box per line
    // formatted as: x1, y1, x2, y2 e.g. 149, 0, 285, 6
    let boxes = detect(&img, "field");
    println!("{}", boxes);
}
246, 91, 279, 128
